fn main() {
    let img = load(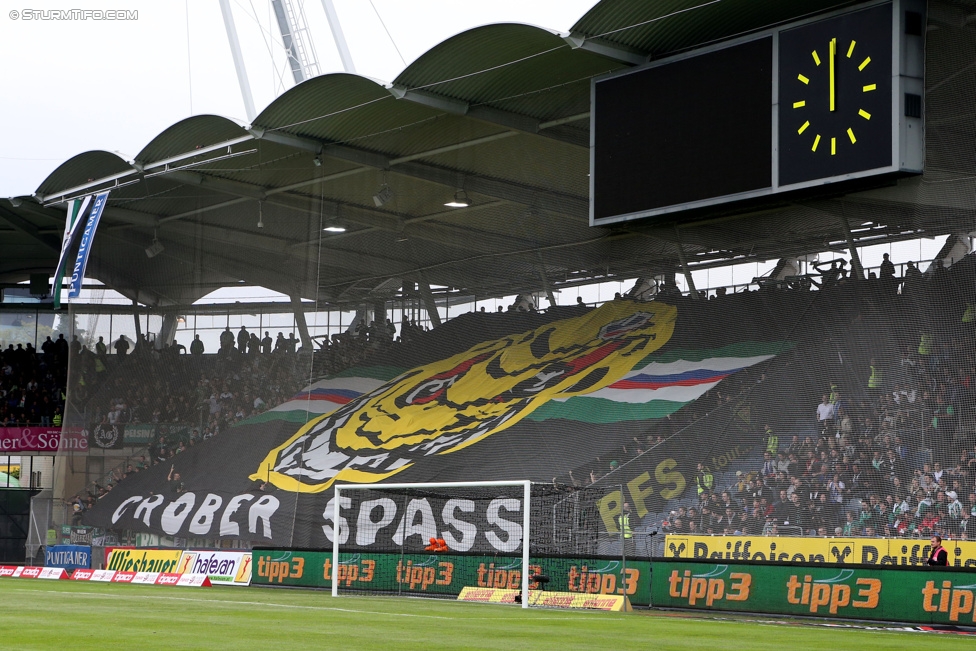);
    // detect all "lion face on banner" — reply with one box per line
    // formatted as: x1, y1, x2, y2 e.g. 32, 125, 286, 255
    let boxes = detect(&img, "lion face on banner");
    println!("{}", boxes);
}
252, 302, 676, 492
